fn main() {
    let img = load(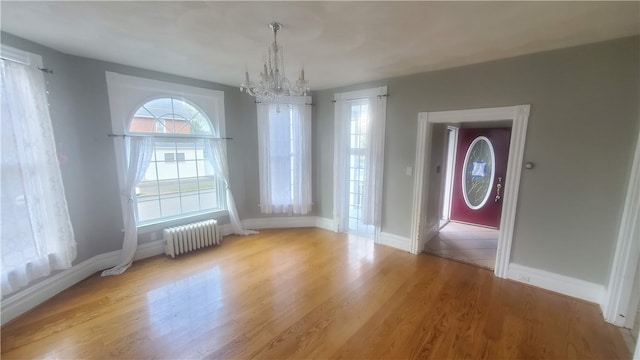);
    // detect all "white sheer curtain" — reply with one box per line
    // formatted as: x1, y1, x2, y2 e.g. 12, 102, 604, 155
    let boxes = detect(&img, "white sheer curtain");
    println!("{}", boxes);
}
333, 87, 387, 230
204, 139, 256, 235
101, 137, 154, 276
332, 98, 350, 232
361, 92, 387, 226
257, 97, 312, 214
1, 59, 76, 297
